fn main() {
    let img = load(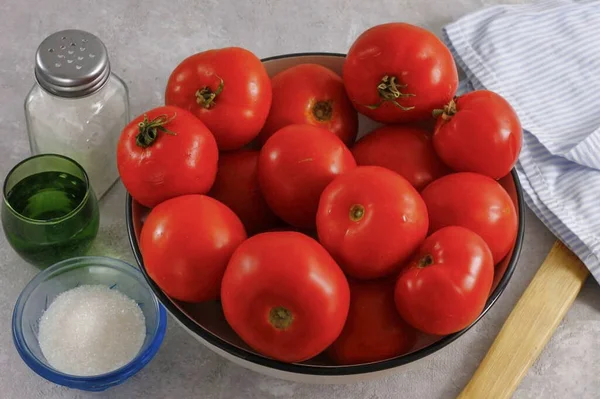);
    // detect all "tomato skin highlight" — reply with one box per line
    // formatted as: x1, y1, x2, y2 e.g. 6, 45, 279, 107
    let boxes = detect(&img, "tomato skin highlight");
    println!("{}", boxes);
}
433, 90, 523, 179
257, 63, 358, 147
394, 226, 494, 335
221, 231, 350, 363
117, 106, 219, 209
258, 124, 356, 229
140, 195, 247, 303
316, 166, 429, 280
420, 172, 518, 264
165, 47, 272, 150
208, 150, 280, 235
327, 279, 418, 365
352, 125, 450, 191
343, 23, 458, 123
